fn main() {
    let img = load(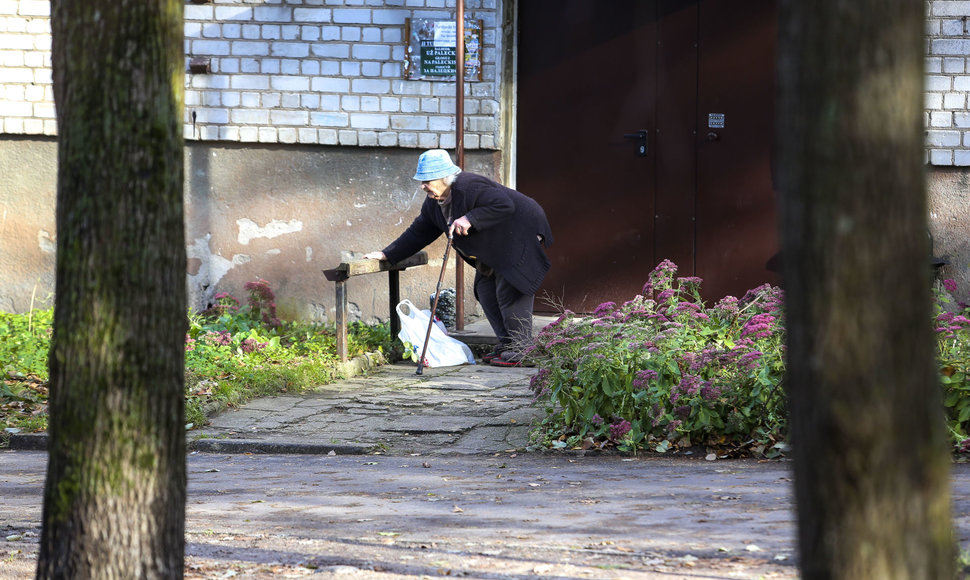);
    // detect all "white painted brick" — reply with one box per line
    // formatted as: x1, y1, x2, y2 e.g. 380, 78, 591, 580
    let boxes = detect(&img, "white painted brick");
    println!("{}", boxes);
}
0, 0, 18, 14
931, 149, 953, 165
242, 25, 261, 39
927, 129, 961, 146
383, 28, 402, 43
185, 90, 201, 106
185, 22, 203, 38
320, 60, 340, 75
33, 102, 54, 118
301, 26, 321, 41
468, 116, 496, 132
381, 96, 400, 112
25, 18, 49, 34
955, 149, 970, 166
352, 78, 390, 93
1, 49, 24, 66
342, 27, 361, 41
311, 111, 349, 126
311, 43, 349, 58
271, 75, 309, 91
4, 117, 23, 133
33, 67, 51, 84
3, 67, 32, 82
220, 126, 241, 141
293, 7, 332, 22
32, 33, 50, 51
465, 133, 480, 149
222, 91, 241, 107
382, 62, 401, 77
932, 111, 954, 127
958, 112, 970, 128
193, 39, 232, 56
202, 23, 221, 38
271, 41, 309, 57
2, 84, 22, 100
956, 77, 970, 93
373, 8, 409, 24
21, 117, 40, 133
24, 84, 43, 102
400, 97, 420, 113
298, 128, 318, 142
353, 43, 390, 60
19, 0, 48, 16
0, 33, 33, 49
439, 133, 455, 149
480, 134, 495, 148
429, 116, 452, 131
945, 58, 966, 73
231, 75, 270, 90
185, 5, 214, 20
255, 6, 294, 21
240, 58, 260, 73
278, 127, 298, 143
232, 41, 270, 56
421, 98, 438, 113
399, 132, 418, 147
312, 77, 350, 92
281, 93, 301, 108
319, 94, 340, 109
927, 18, 942, 36
361, 61, 381, 76
319, 129, 339, 144
943, 19, 965, 36
342, 95, 360, 111
338, 130, 358, 145
0, 100, 31, 116
362, 27, 381, 42
333, 8, 371, 23
239, 126, 260, 142
440, 97, 456, 114
258, 127, 279, 143
262, 59, 281, 74
361, 96, 380, 111
418, 133, 438, 148
341, 61, 361, 75
946, 92, 966, 109
231, 109, 270, 124
223, 24, 242, 39
282, 25, 300, 40
321, 26, 341, 40
933, 39, 970, 56
241, 92, 261, 107
195, 108, 230, 124
934, 2, 970, 16
379, 132, 398, 146
263, 92, 281, 107
351, 113, 389, 129
358, 131, 378, 146
390, 115, 427, 130
43, 119, 55, 134
218, 58, 241, 73
964, 131, 970, 145
216, 6, 254, 21
301, 60, 320, 75
262, 25, 281, 40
